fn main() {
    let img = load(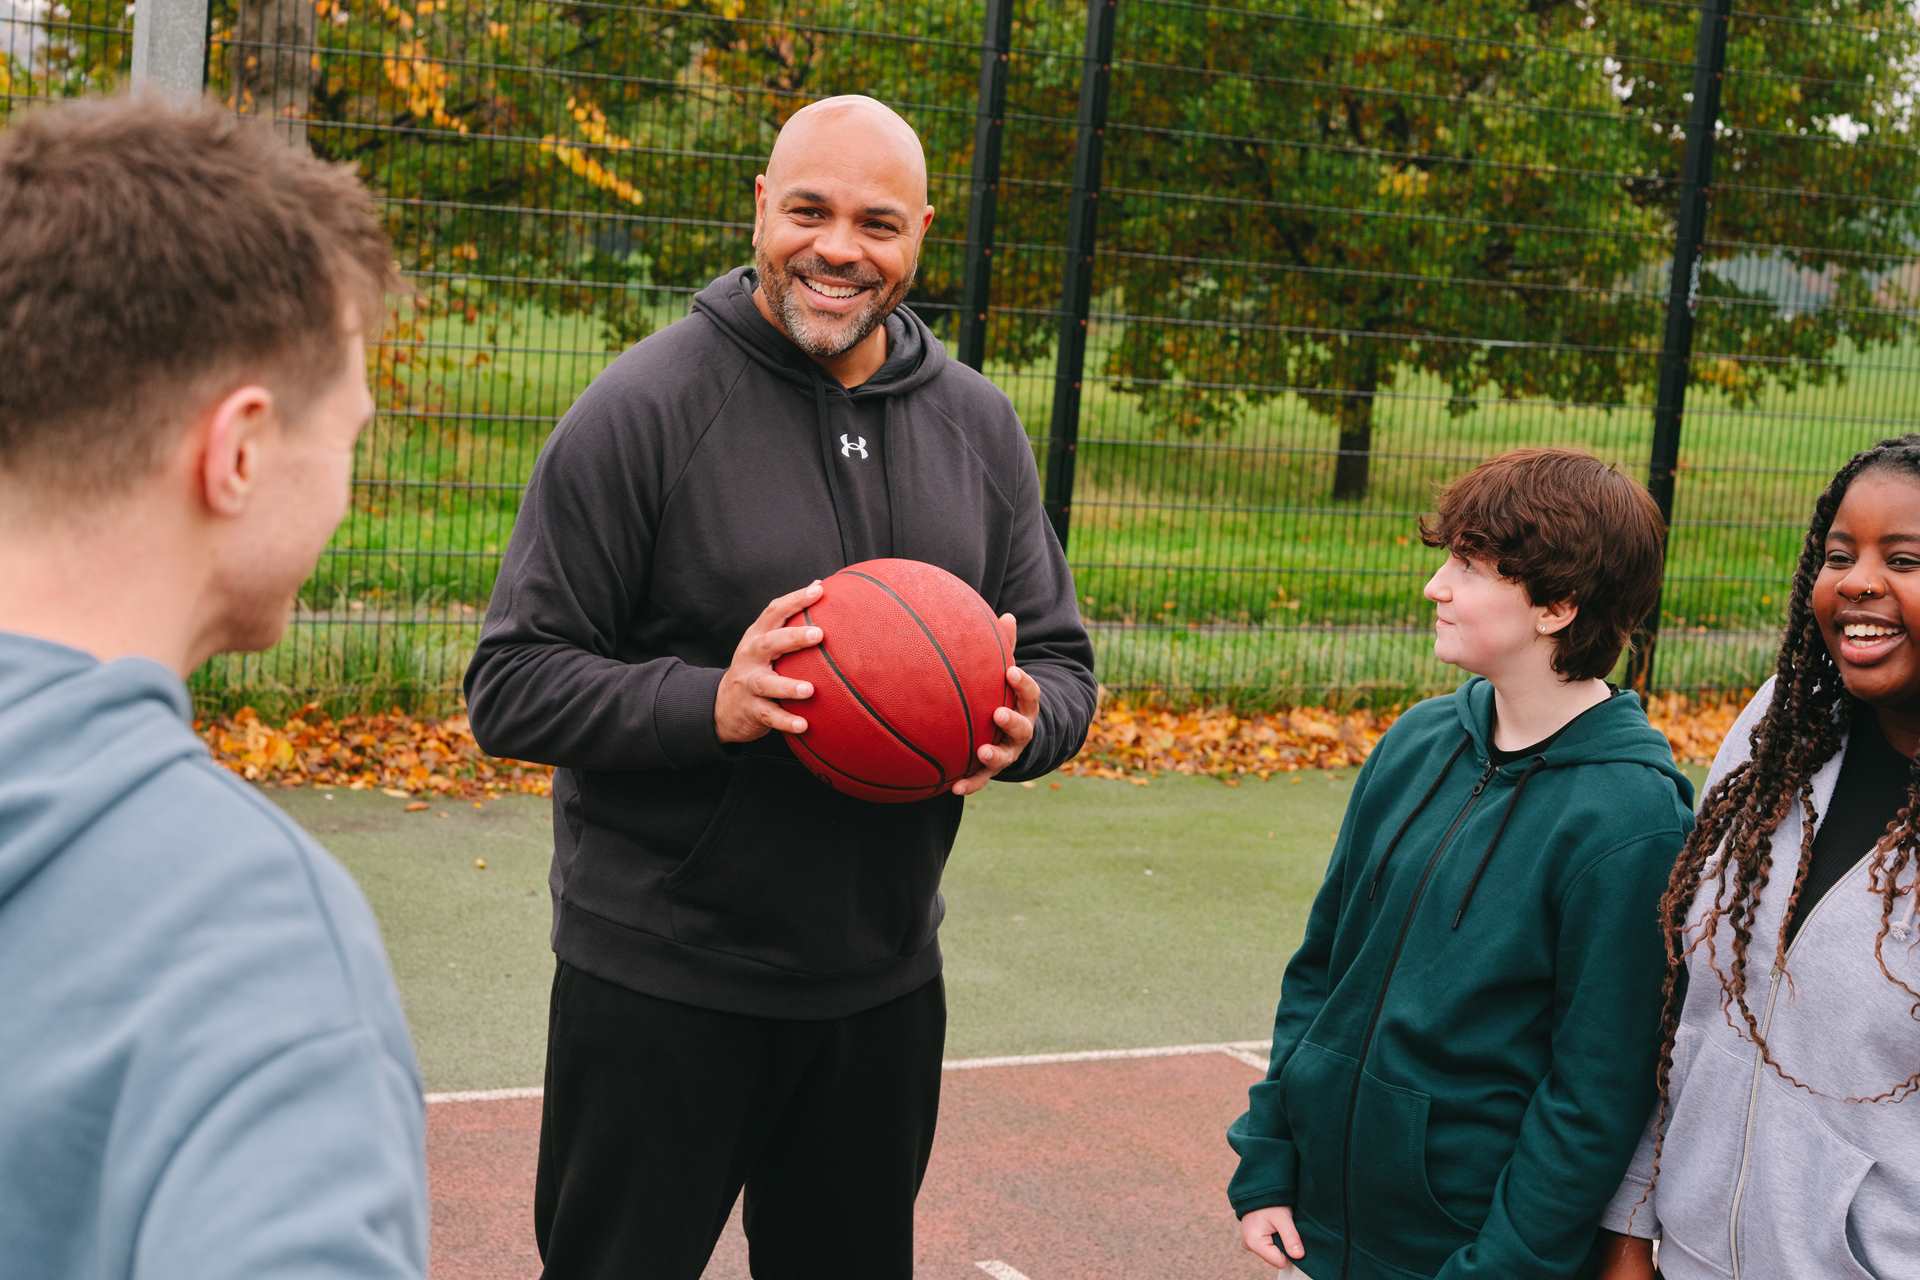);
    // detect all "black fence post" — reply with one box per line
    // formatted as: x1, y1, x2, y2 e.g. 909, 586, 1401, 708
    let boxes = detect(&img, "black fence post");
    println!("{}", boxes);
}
1629, 0, 1733, 695
1043, 0, 1117, 551
958, 0, 1014, 372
